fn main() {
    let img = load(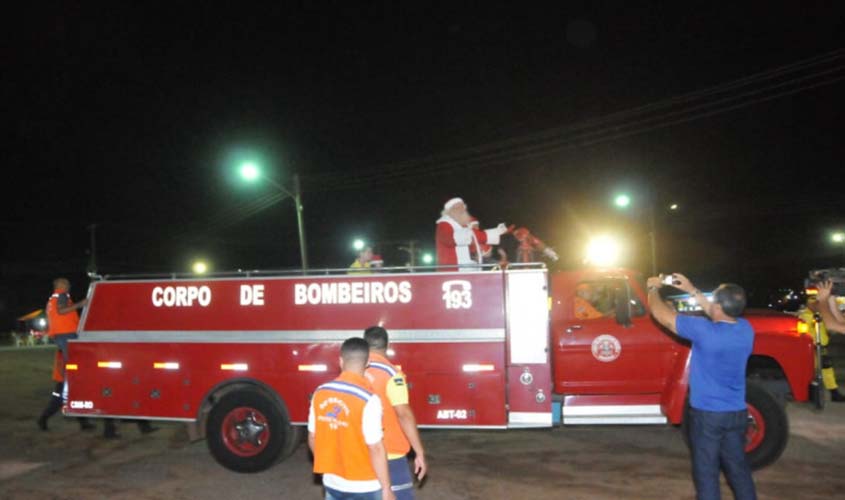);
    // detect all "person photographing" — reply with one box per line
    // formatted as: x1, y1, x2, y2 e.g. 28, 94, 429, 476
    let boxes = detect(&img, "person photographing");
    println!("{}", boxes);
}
816, 279, 845, 334
646, 273, 757, 500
